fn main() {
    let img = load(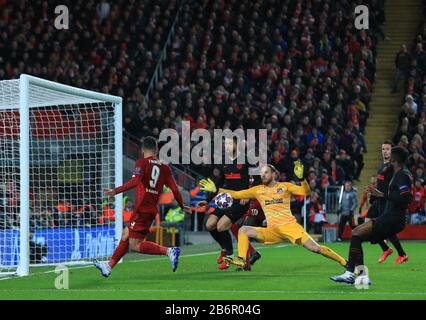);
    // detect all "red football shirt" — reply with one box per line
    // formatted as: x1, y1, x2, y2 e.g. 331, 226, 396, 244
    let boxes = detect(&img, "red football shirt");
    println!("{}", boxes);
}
114, 156, 184, 214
